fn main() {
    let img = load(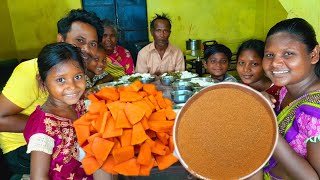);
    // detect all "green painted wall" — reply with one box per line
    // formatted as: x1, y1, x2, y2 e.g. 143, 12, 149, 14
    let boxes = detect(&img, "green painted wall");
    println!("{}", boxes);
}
0, 0, 17, 59
146, 0, 287, 53
279, 0, 320, 42
6, 0, 81, 60
3, 0, 318, 61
